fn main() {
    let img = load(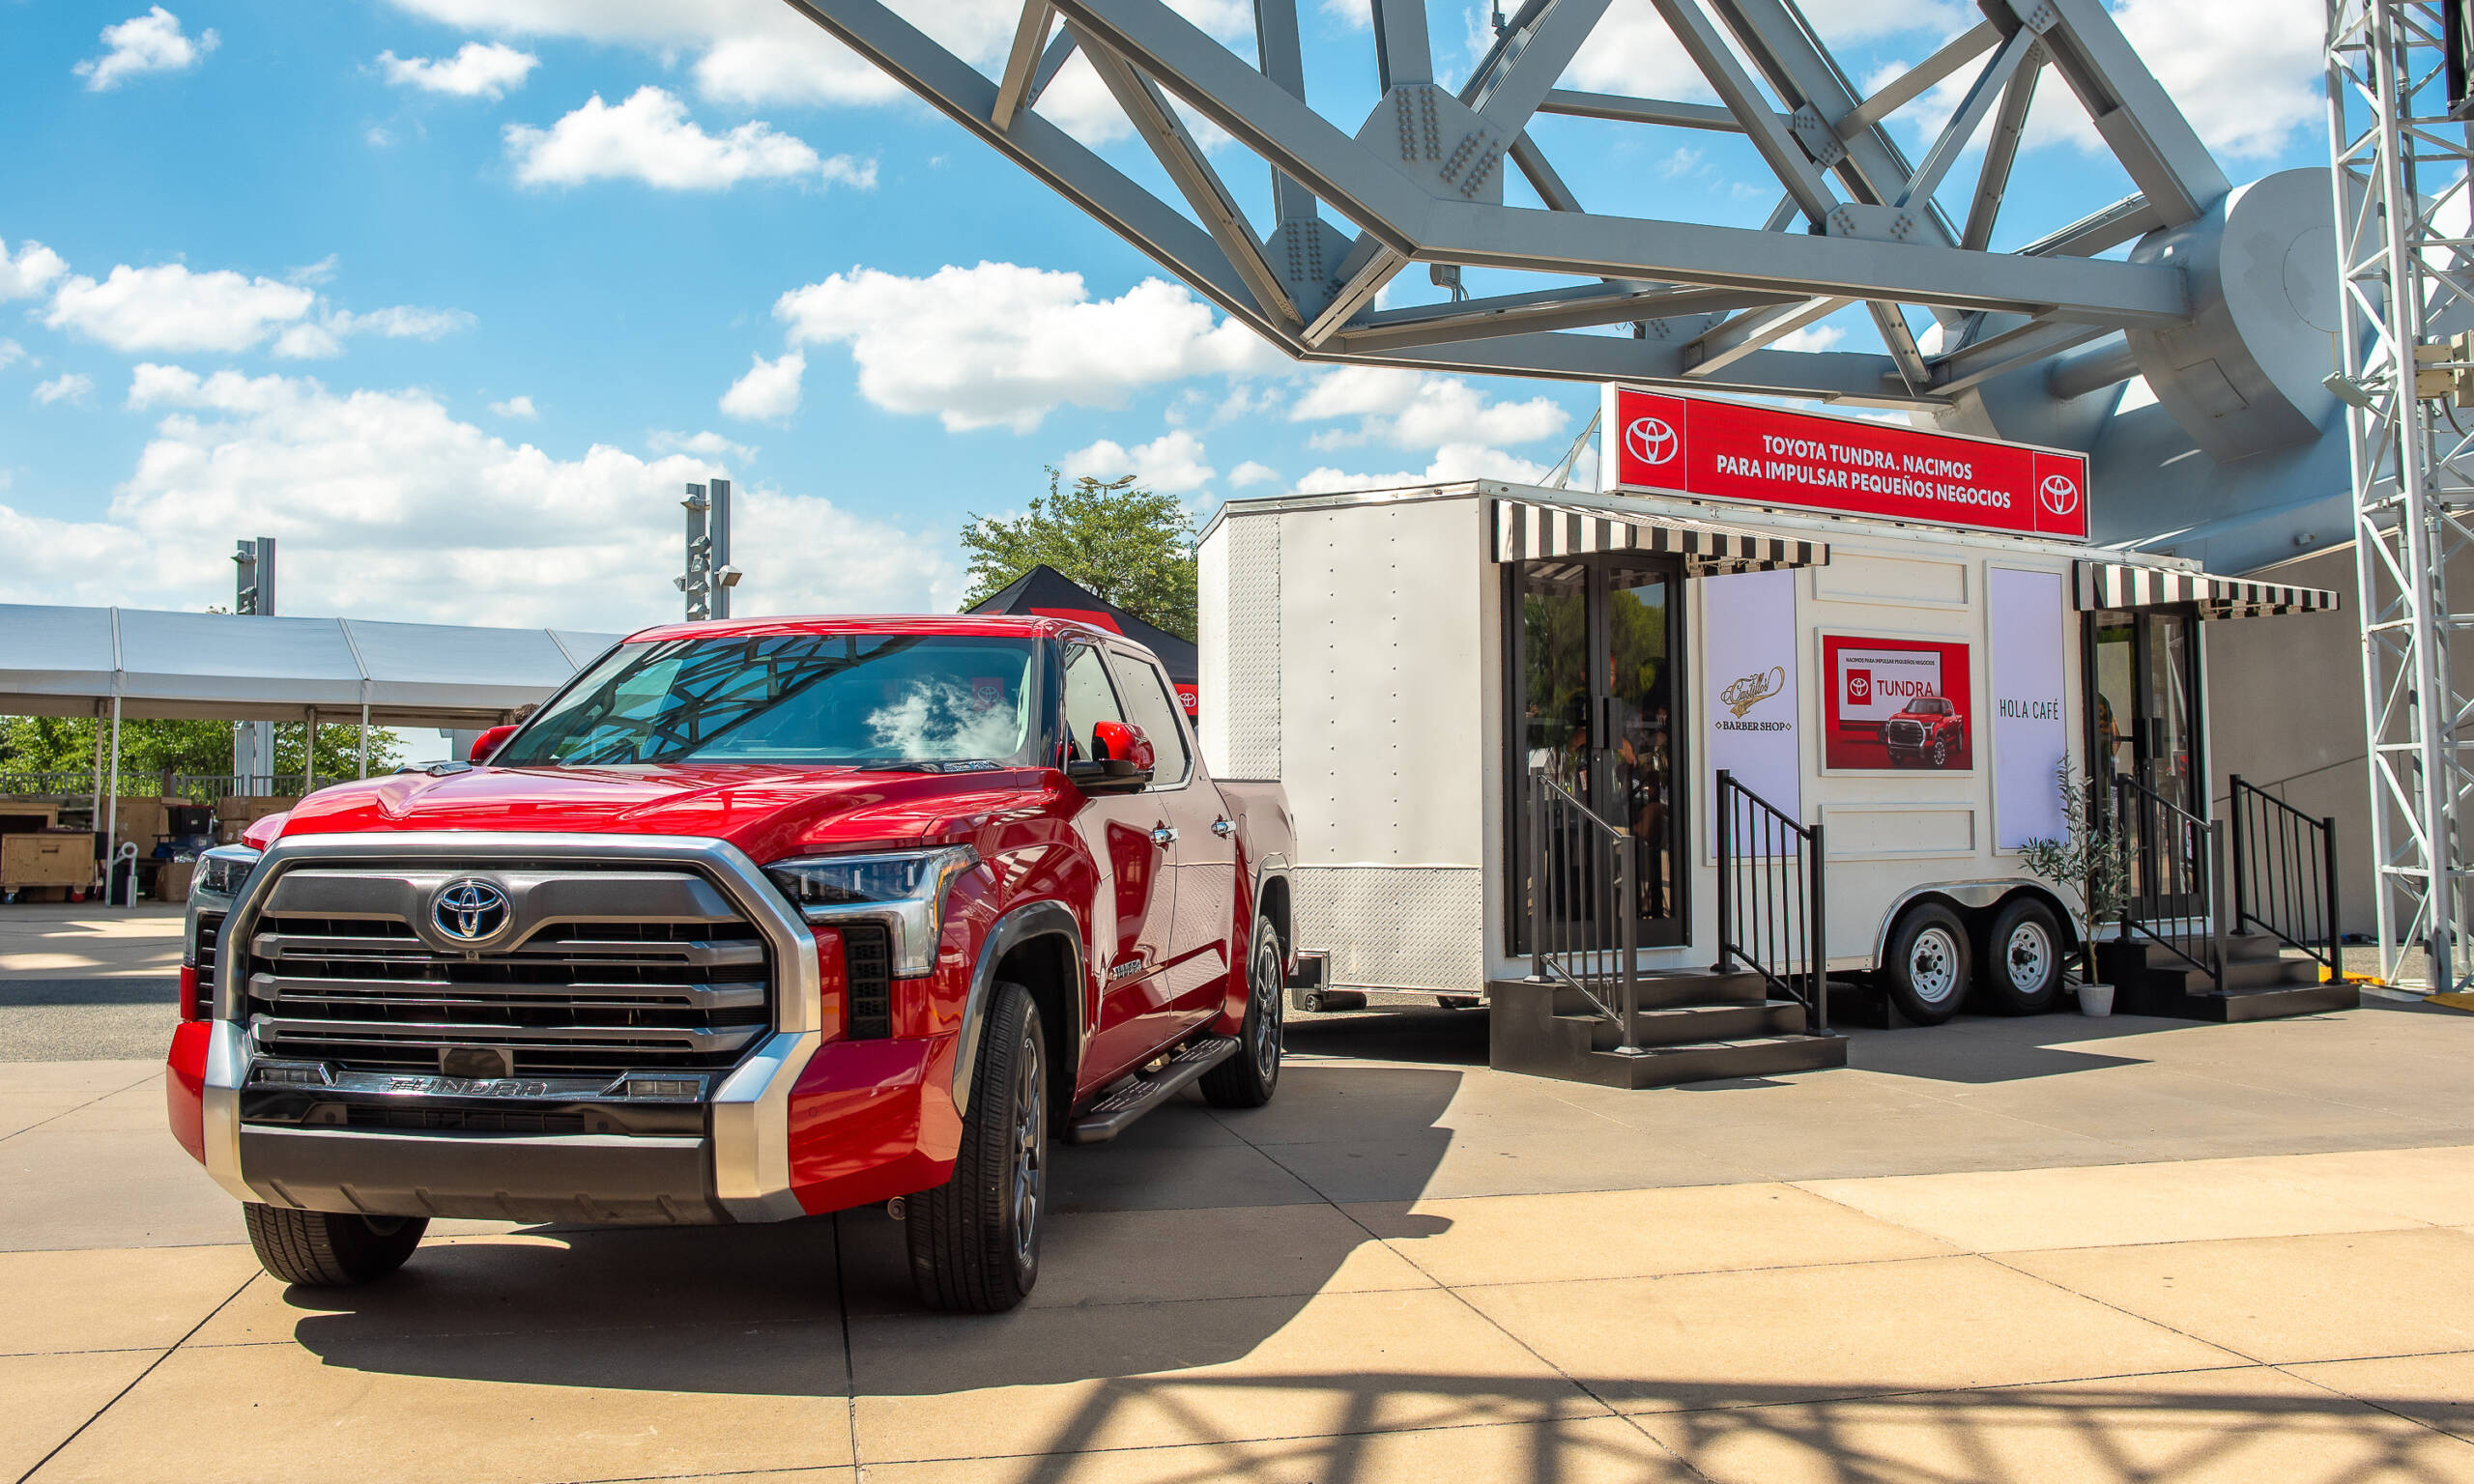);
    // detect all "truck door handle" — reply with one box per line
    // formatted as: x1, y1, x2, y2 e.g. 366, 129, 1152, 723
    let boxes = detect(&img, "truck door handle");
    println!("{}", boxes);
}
1210, 818, 1237, 838
1150, 825, 1178, 845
